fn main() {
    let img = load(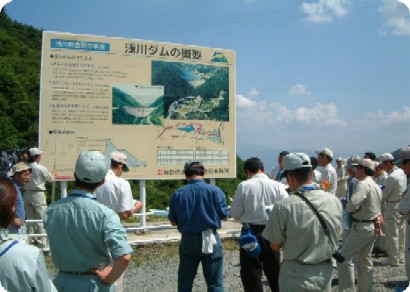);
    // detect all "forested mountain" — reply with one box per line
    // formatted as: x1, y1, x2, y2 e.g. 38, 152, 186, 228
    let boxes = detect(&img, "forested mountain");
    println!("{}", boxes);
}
0, 9, 42, 150
0, 9, 246, 207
